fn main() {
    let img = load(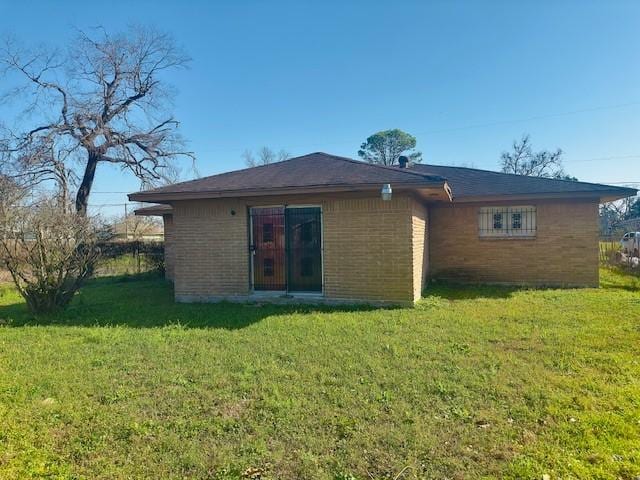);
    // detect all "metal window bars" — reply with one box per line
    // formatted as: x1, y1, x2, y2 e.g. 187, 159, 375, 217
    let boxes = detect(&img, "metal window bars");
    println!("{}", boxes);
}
479, 206, 536, 237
